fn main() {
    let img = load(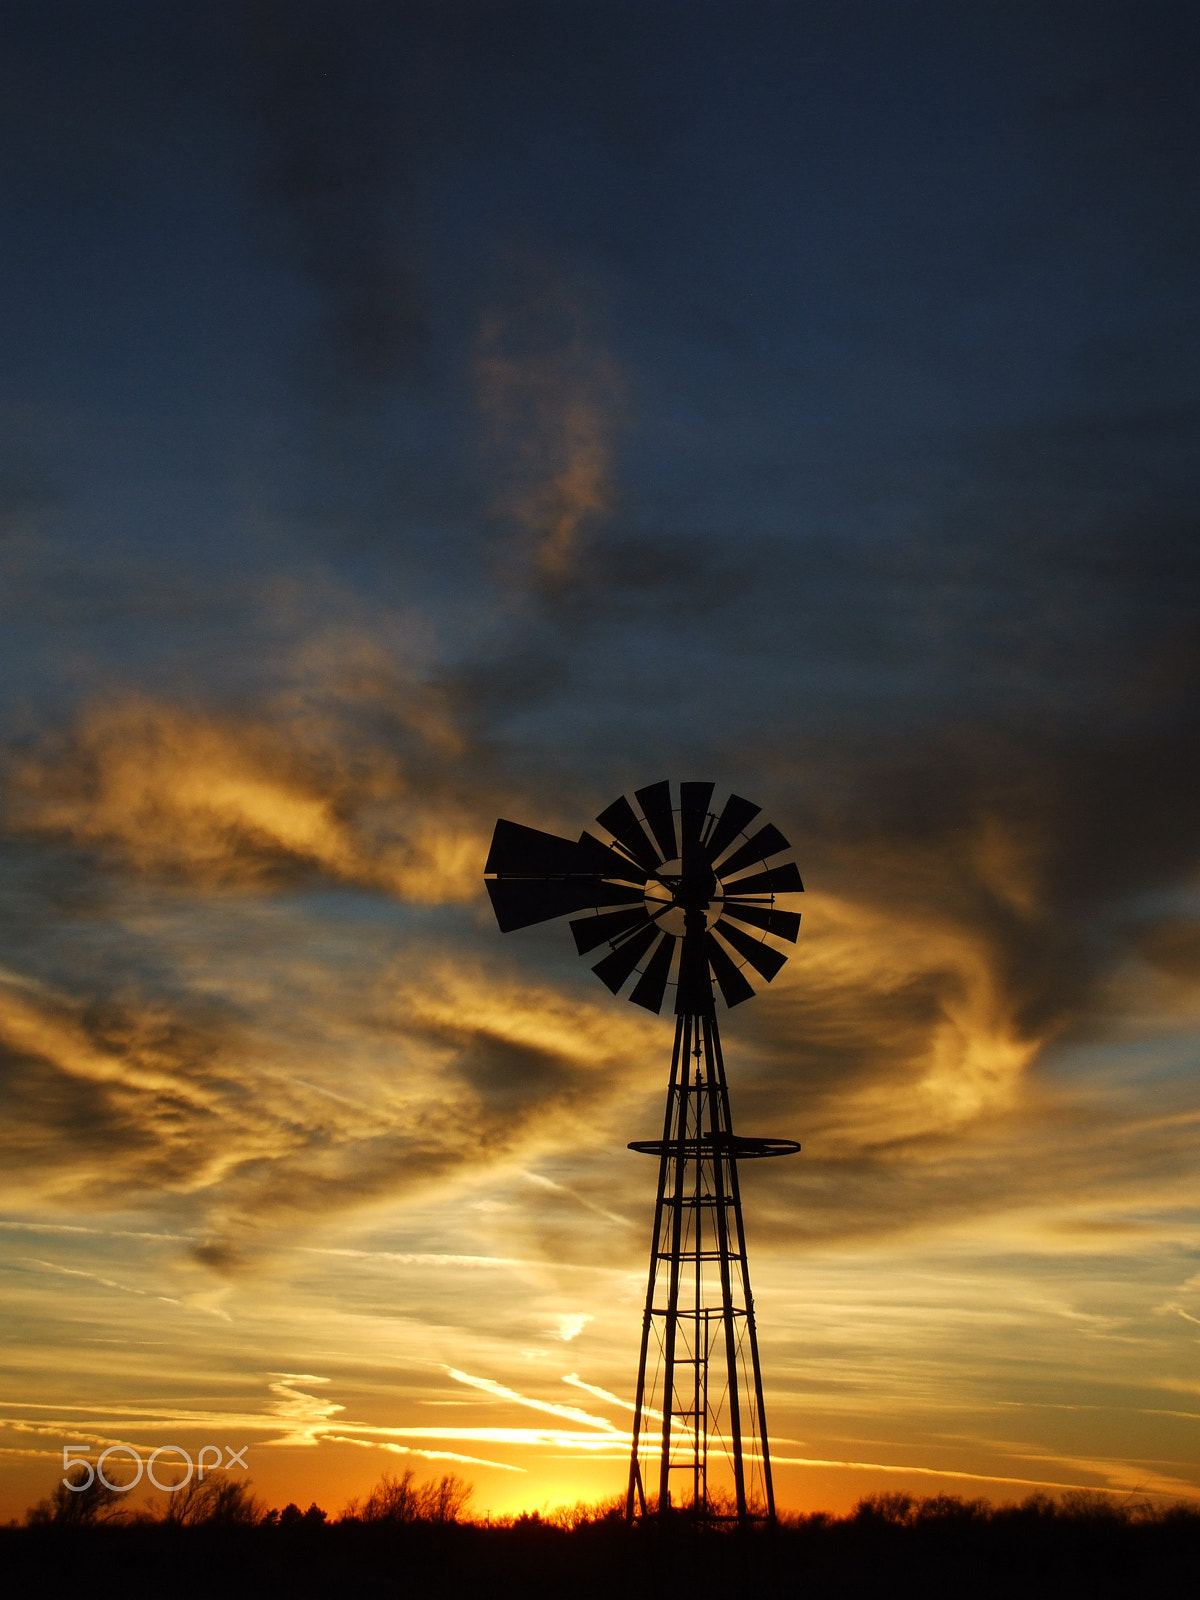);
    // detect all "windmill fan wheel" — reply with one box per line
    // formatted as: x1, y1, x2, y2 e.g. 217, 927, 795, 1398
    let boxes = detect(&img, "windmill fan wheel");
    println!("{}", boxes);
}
484, 780, 803, 1015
